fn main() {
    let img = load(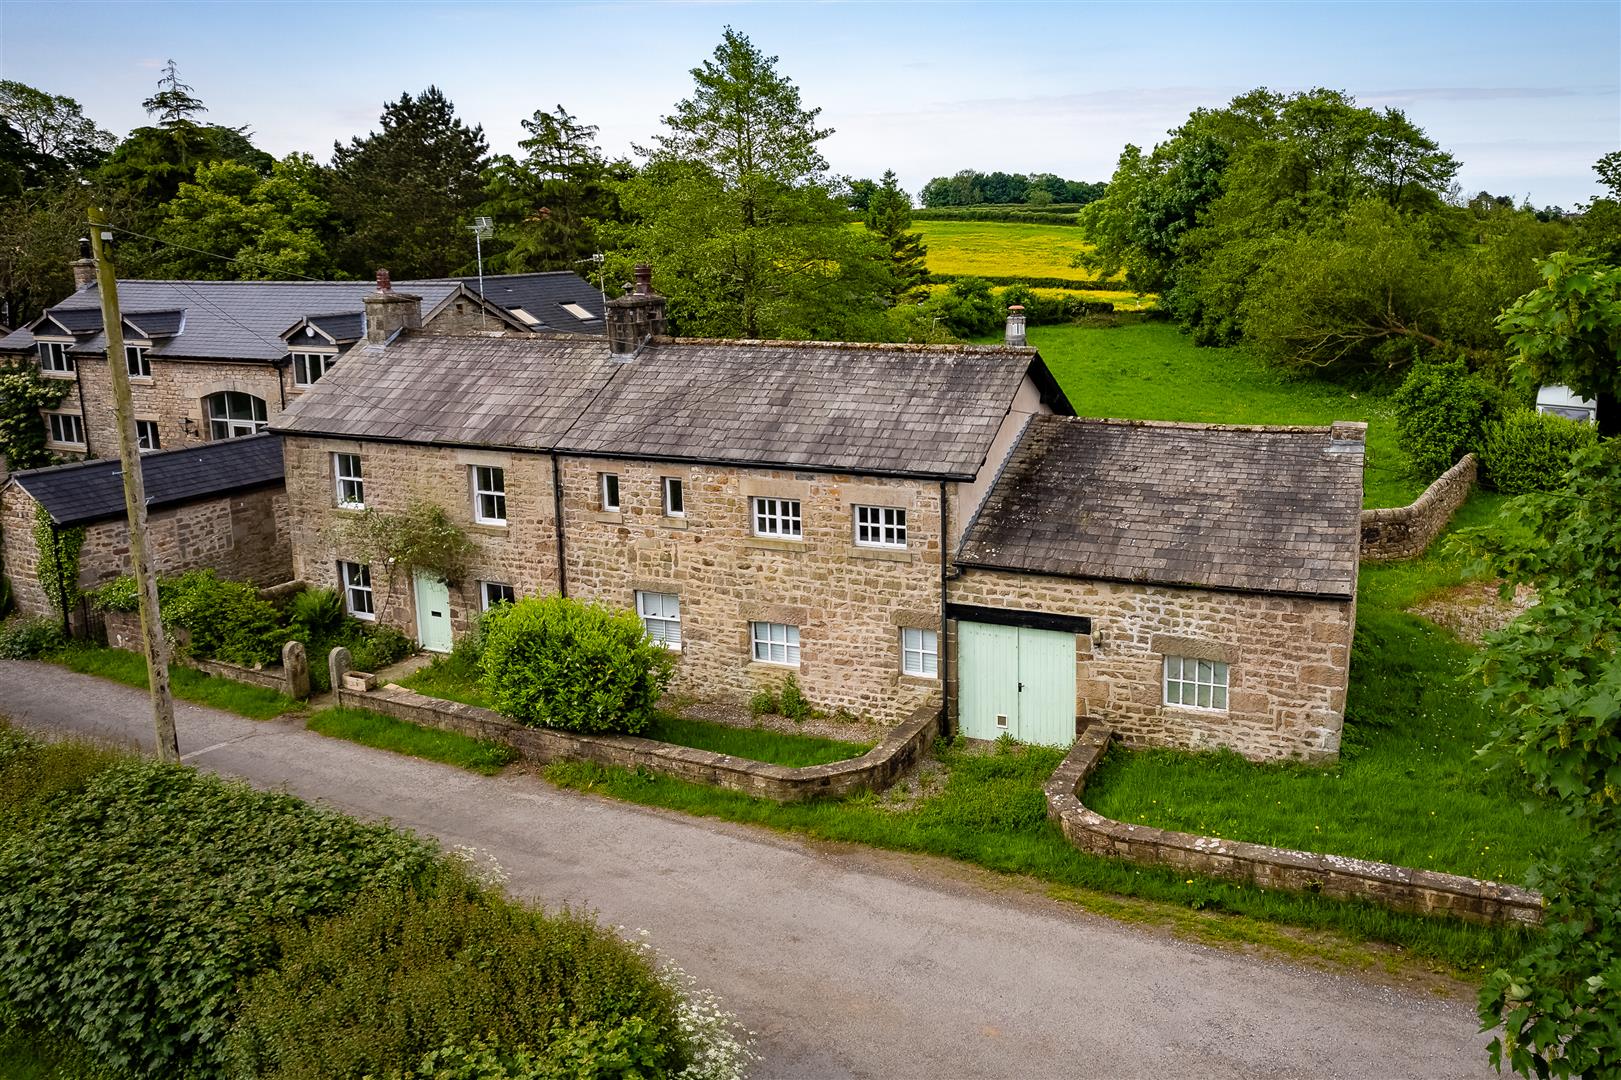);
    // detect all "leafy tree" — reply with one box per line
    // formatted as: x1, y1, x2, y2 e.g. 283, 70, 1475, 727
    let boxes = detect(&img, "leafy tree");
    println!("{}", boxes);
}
0, 184, 111, 325
481, 104, 615, 272
155, 154, 339, 279
1391, 358, 1503, 479
0, 80, 113, 179
1497, 252, 1621, 437
141, 60, 206, 126
1460, 443, 1621, 1077
1572, 150, 1621, 265
614, 28, 890, 339
846, 176, 878, 211
864, 169, 927, 301
330, 87, 488, 279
